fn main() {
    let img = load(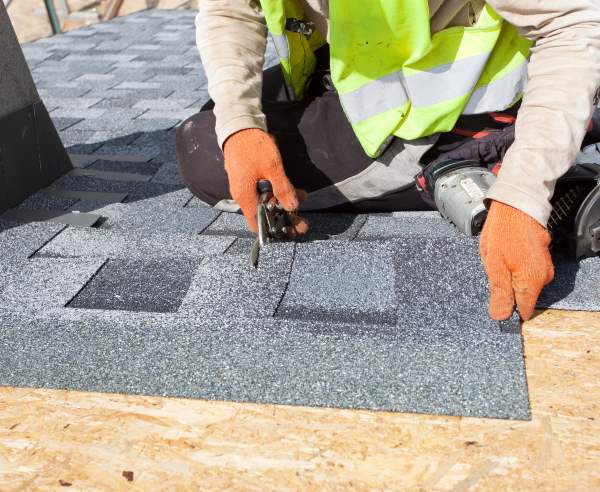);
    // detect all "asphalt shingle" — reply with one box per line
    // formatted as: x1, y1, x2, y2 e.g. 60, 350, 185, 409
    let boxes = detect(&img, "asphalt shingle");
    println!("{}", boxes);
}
16, 192, 79, 211
0, 257, 105, 312
0, 221, 66, 259
94, 201, 219, 234
37, 226, 234, 259
357, 213, 458, 239
538, 255, 600, 311
68, 258, 200, 313
180, 243, 295, 318
149, 162, 186, 185
48, 173, 181, 196
0, 309, 528, 419
87, 158, 162, 175
277, 241, 398, 325
205, 211, 367, 241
